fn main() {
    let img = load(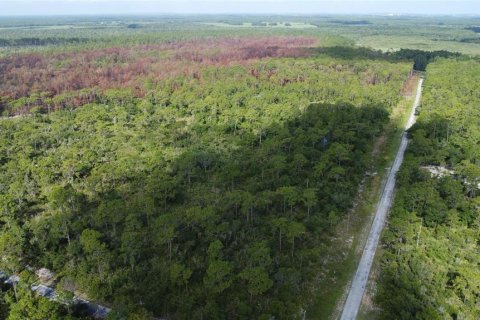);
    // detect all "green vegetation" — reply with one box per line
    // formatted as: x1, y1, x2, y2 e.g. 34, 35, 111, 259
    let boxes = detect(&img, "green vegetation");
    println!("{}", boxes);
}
393, 49, 461, 71
376, 59, 480, 319
0, 35, 412, 318
314, 46, 461, 71
310, 74, 422, 319
0, 37, 89, 47
1, 15, 480, 56
0, 14, 479, 320
329, 20, 372, 26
